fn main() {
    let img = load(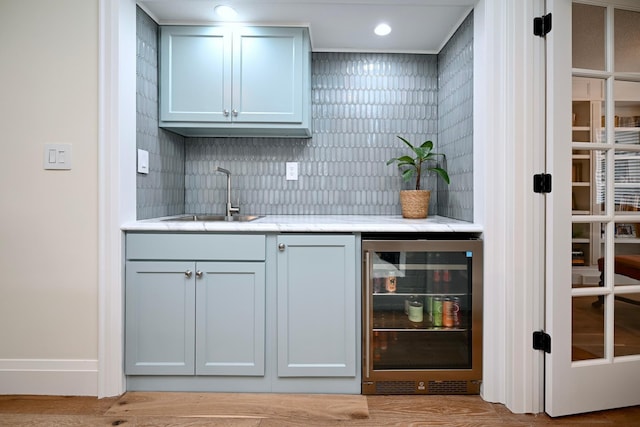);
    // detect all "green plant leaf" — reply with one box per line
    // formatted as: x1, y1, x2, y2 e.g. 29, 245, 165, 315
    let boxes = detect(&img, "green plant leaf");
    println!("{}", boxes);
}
413, 147, 427, 160
429, 167, 450, 184
401, 168, 415, 182
420, 140, 434, 151
395, 155, 415, 165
